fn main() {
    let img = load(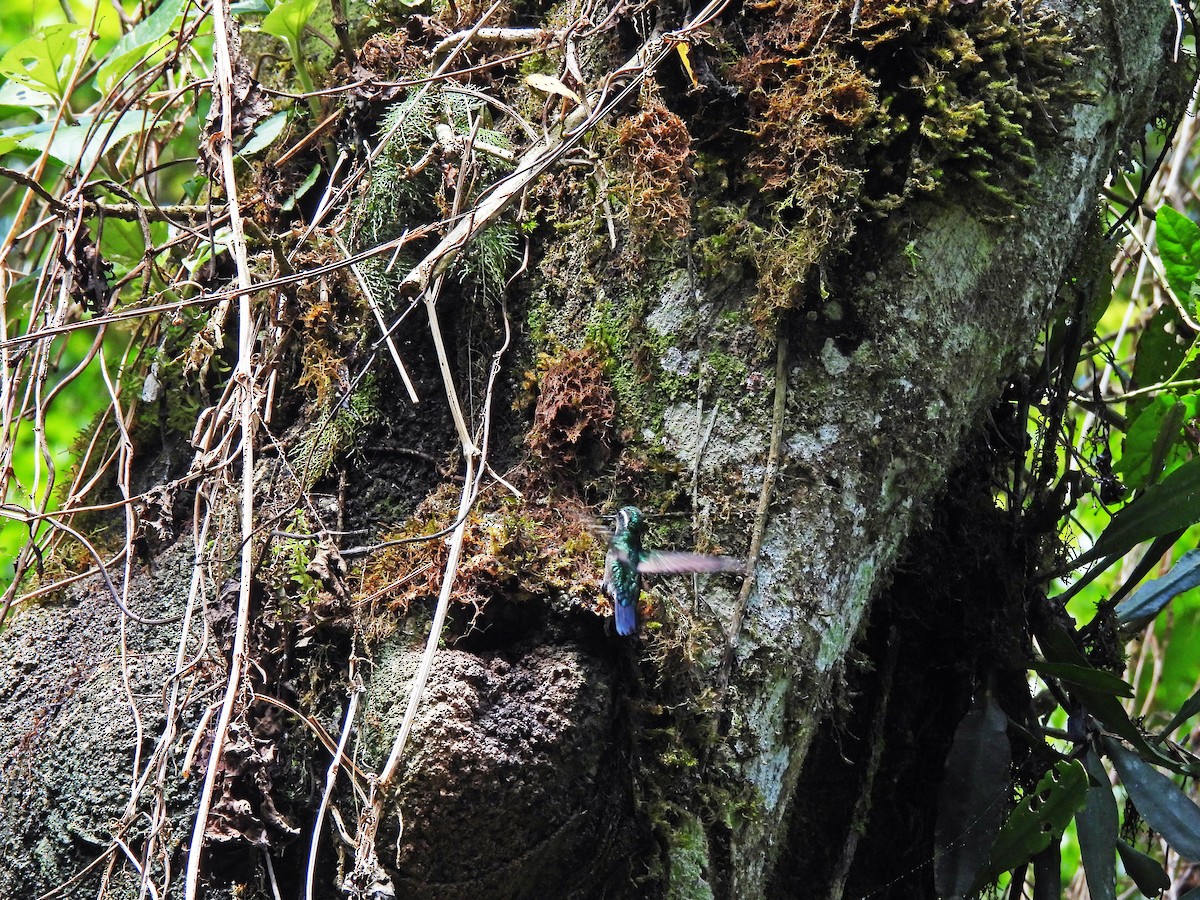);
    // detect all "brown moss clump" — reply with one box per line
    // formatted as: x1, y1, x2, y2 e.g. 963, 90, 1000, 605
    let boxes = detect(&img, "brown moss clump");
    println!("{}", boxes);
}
356, 487, 605, 636
734, 32, 878, 203
715, 0, 1086, 329
358, 32, 426, 77
528, 347, 617, 478
614, 89, 695, 249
